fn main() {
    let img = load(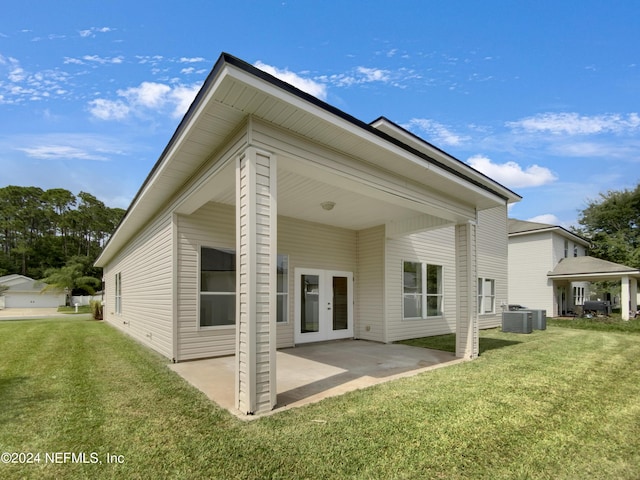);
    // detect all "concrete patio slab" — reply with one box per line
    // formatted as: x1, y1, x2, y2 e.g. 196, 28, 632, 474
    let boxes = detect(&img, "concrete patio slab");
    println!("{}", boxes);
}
169, 340, 464, 418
